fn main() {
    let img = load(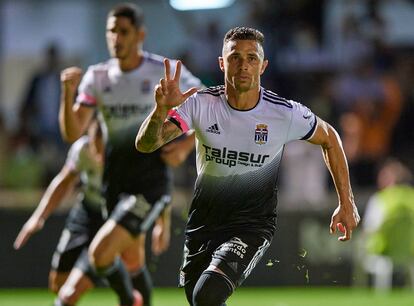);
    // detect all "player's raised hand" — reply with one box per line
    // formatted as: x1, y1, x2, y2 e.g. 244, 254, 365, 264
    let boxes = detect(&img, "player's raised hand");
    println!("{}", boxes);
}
154, 59, 197, 110
330, 202, 360, 241
61, 67, 82, 95
13, 217, 45, 250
